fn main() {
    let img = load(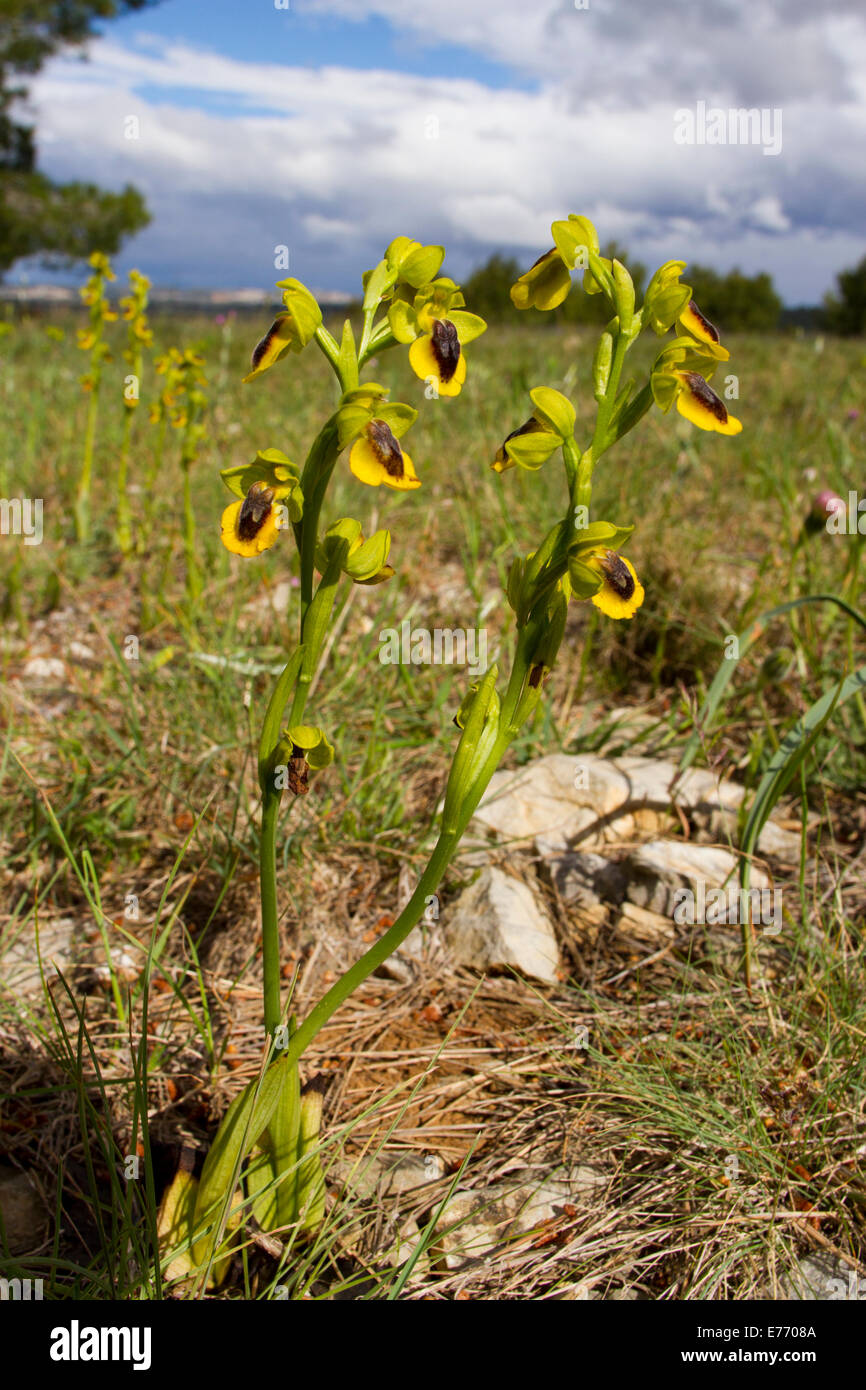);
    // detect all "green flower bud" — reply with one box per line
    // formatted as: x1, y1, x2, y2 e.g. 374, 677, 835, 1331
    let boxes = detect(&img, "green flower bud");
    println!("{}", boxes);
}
592, 331, 614, 399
